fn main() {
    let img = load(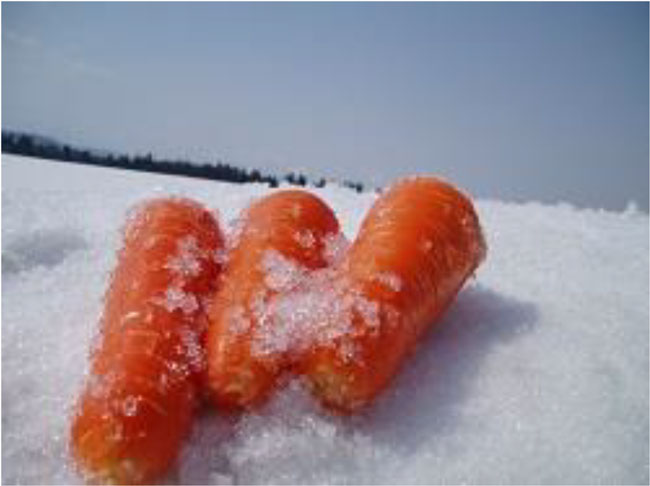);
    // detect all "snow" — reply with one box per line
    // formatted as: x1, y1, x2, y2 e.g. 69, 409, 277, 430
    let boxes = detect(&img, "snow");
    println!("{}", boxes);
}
294, 229, 316, 249
251, 263, 353, 360
154, 286, 200, 315
2, 154, 649, 484
323, 231, 350, 266
165, 236, 205, 278
260, 249, 307, 293
373, 271, 402, 293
